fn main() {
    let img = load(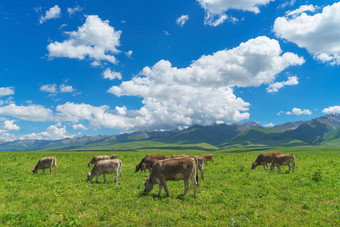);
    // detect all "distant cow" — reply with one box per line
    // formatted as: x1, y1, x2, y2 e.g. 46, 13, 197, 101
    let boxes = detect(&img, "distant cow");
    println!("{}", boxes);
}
270, 154, 295, 173
143, 157, 198, 198
87, 155, 110, 167
251, 152, 281, 170
110, 155, 118, 159
135, 154, 167, 173
200, 154, 214, 162
32, 157, 58, 174
87, 159, 124, 183
165, 154, 188, 159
